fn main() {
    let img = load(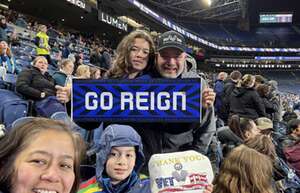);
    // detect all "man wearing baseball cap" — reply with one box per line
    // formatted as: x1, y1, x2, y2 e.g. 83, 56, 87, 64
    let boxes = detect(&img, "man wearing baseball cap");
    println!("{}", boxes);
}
136, 31, 216, 173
